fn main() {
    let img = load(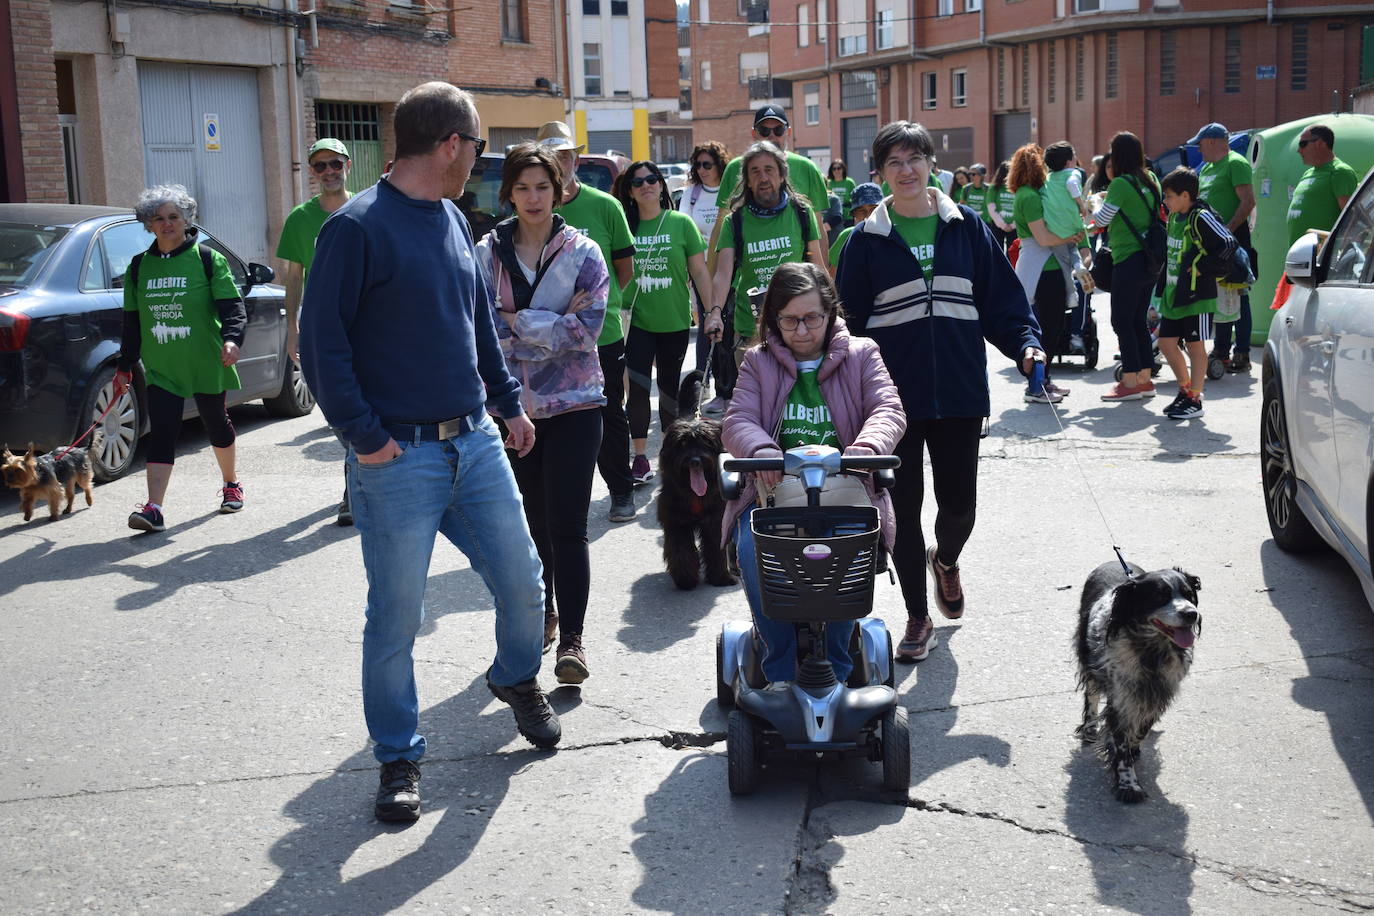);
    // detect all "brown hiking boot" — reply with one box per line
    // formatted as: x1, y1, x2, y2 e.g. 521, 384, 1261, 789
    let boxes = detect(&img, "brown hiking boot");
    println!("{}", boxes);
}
927, 545, 965, 619
543, 608, 558, 655
554, 634, 589, 685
